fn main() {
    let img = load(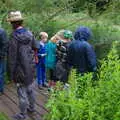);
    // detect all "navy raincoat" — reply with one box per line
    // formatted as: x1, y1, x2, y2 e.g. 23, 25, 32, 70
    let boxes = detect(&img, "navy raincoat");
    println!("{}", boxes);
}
68, 26, 97, 73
